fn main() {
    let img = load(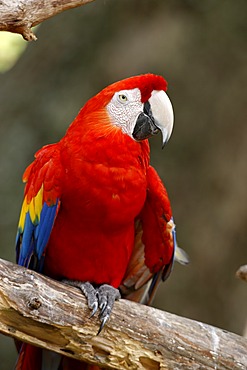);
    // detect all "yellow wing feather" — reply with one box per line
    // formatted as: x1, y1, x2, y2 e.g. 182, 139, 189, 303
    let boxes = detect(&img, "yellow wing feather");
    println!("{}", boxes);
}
18, 186, 44, 231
